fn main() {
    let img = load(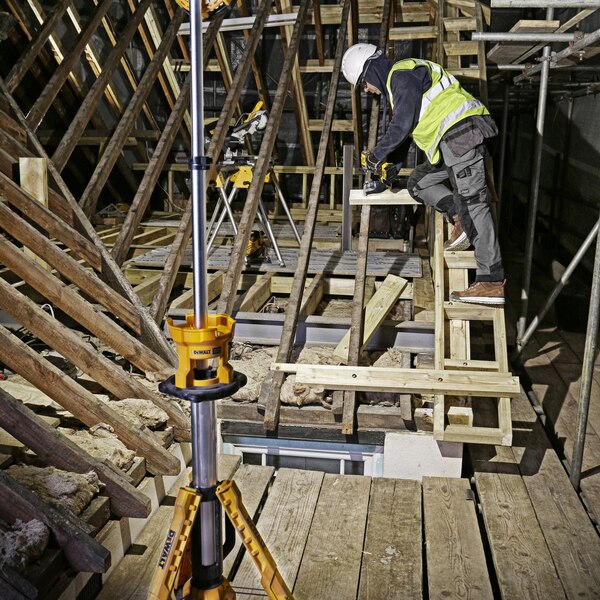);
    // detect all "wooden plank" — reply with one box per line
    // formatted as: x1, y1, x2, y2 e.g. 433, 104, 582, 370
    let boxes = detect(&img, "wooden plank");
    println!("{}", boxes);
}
334, 274, 409, 363
474, 465, 566, 599
0, 470, 109, 574
272, 363, 520, 397
79, 11, 184, 217
0, 324, 179, 476
0, 386, 150, 518
389, 25, 438, 40
506, 390, 600, 597
343, 203, 371, 434
293, 474, 371, 599
19, 156, 50, 270
358, 478, 422, 600
233, 468, 324, 599
349, 188, 419, 206
423, 477, 493, 599
487, 20, 560, 64
299, 272, 324, 316
236, 274, 273, 313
